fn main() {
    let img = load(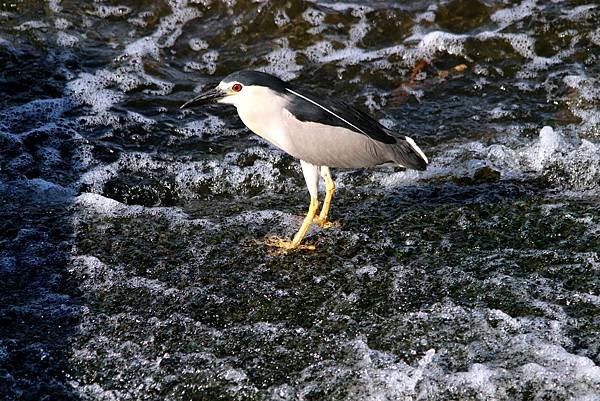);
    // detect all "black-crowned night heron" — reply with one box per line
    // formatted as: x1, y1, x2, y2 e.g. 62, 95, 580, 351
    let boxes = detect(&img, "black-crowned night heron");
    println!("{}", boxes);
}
181, 70, 428, 250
